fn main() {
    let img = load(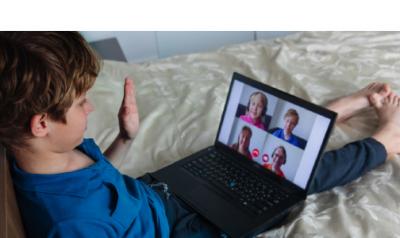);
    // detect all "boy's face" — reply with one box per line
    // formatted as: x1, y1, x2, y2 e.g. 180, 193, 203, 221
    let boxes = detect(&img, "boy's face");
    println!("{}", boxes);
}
249, 94, 264, 120
283, 115, 298, 135
48, 93, 94, 151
